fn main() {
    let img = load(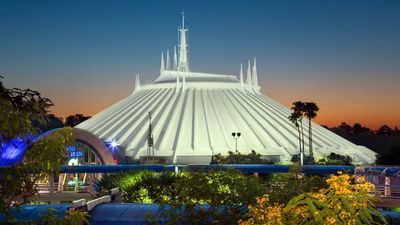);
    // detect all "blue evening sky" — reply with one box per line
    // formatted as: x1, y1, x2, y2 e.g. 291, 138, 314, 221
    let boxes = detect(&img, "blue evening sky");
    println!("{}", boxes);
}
0, 0, 399, 127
